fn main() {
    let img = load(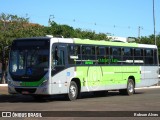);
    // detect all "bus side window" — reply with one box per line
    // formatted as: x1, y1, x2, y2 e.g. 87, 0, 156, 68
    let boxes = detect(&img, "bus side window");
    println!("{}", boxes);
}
52, 46, 65, 66
55, 46, 58, 63
68, 45, 81, 65
82, 46, 91, 64
97, 47, 106, 64
51, 46, 57, 67
58, 50, 65, 65
110, 47, 122, 64
144, 49, 153, 65
123, 48, 133, 65
134, 48, 144, 65
106, 47, 109, 55
154, 49, 158, 65
68, 45, 74, 65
